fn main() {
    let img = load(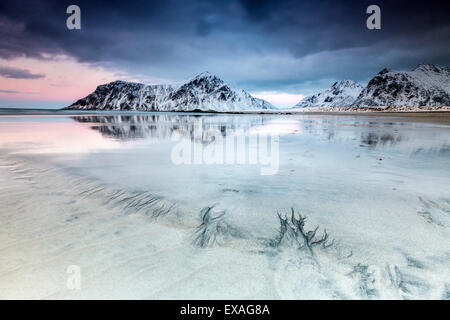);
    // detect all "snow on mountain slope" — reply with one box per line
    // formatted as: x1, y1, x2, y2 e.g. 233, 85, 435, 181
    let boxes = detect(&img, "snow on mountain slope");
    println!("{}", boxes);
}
65, 72, 275, 112
296, 80, 364, 108
353, 64, 450, 107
